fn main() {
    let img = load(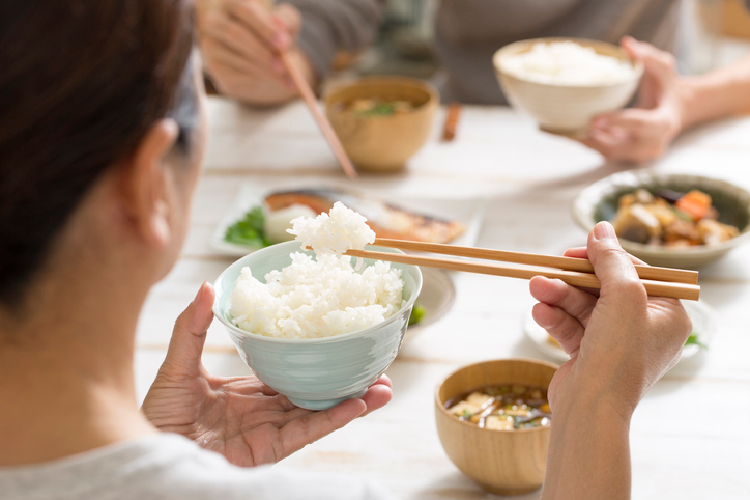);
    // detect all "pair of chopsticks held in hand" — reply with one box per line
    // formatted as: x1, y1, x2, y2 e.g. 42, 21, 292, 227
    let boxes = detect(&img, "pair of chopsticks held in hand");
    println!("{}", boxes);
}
342, 238, 700, 301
